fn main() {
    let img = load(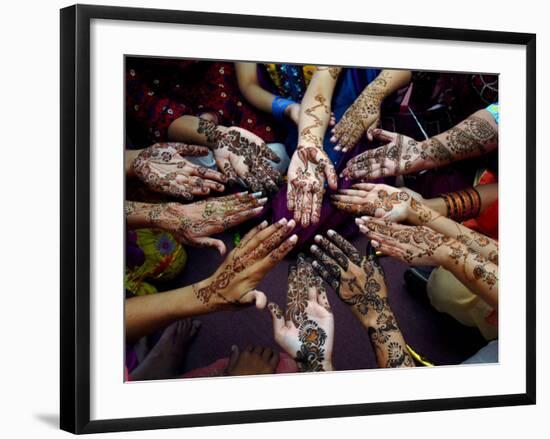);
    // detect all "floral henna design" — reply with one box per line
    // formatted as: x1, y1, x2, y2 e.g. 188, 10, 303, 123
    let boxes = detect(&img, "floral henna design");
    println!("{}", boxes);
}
386, 342, 414, 368
197, 118, 222, 145
132, 142, 225, 200
295, 319, 328, 372
300, 94, 330, 145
